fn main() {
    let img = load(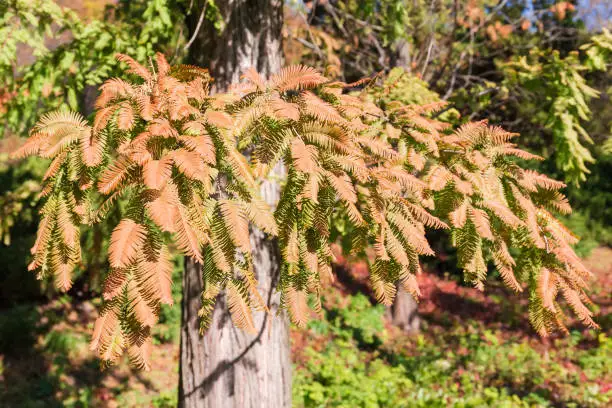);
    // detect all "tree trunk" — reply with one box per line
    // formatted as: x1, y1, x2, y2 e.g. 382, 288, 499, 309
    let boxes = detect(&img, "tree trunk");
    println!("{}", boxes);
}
389, 39, 412, 73
387, 38, 420, 333
179, 239, 291, 408
179, 1, 290, 407
185, 0, 284, 87
387, 287, 420, 333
